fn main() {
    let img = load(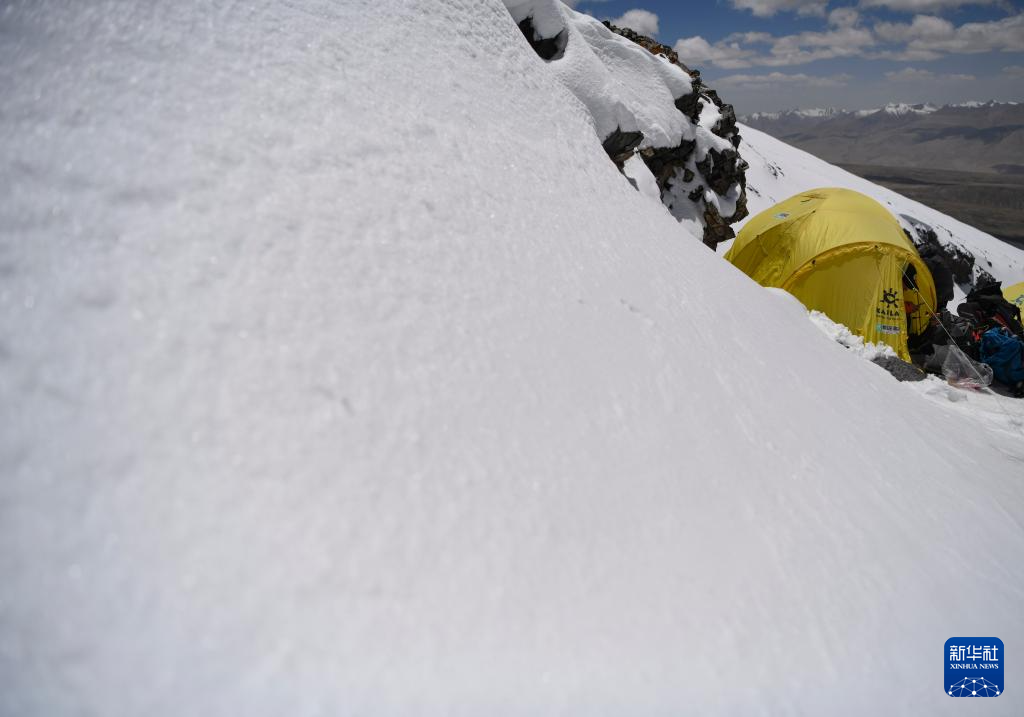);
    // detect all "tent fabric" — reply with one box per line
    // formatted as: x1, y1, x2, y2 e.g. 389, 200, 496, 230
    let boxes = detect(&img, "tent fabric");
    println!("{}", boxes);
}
725, 188, 937, 360
1004, 281, 1024, 310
